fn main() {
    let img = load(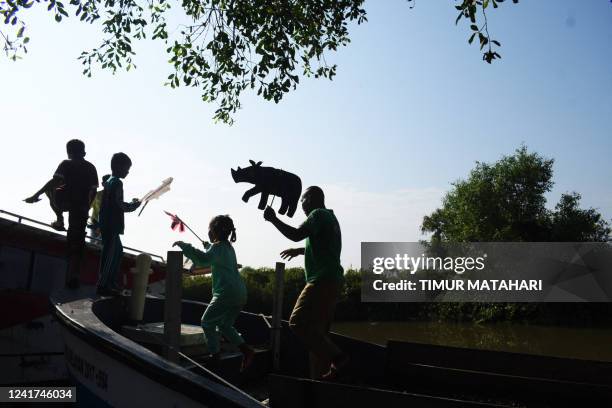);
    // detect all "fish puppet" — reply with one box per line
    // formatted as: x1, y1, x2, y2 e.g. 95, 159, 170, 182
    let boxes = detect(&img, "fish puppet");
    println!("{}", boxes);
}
231, 160, 302, 217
